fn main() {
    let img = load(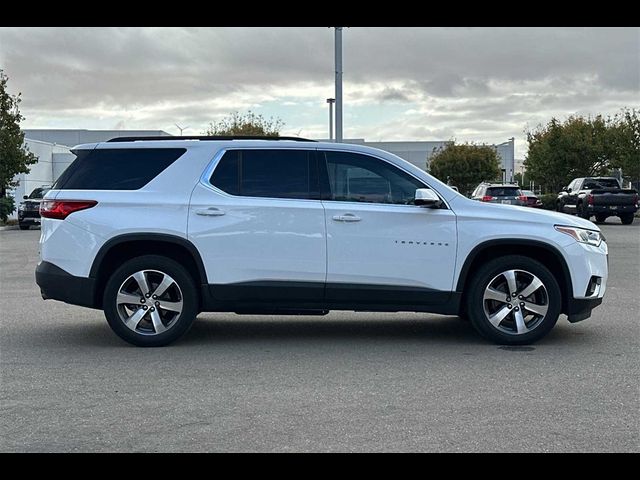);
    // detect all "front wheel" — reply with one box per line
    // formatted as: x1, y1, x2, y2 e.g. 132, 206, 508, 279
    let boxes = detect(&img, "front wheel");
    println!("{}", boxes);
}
577, 203, 590, 219
465, 255, 561, 345
19, 224, 29, 230
620, 213, 634, 225
103, 255, 199, 347
595, 214, 608, 223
